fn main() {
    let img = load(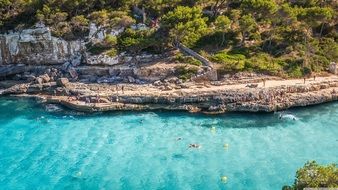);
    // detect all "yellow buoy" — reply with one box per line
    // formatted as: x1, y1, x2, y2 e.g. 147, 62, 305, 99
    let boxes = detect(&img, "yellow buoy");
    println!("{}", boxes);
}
223, 143, 229, 149
221, 176, 228, 183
